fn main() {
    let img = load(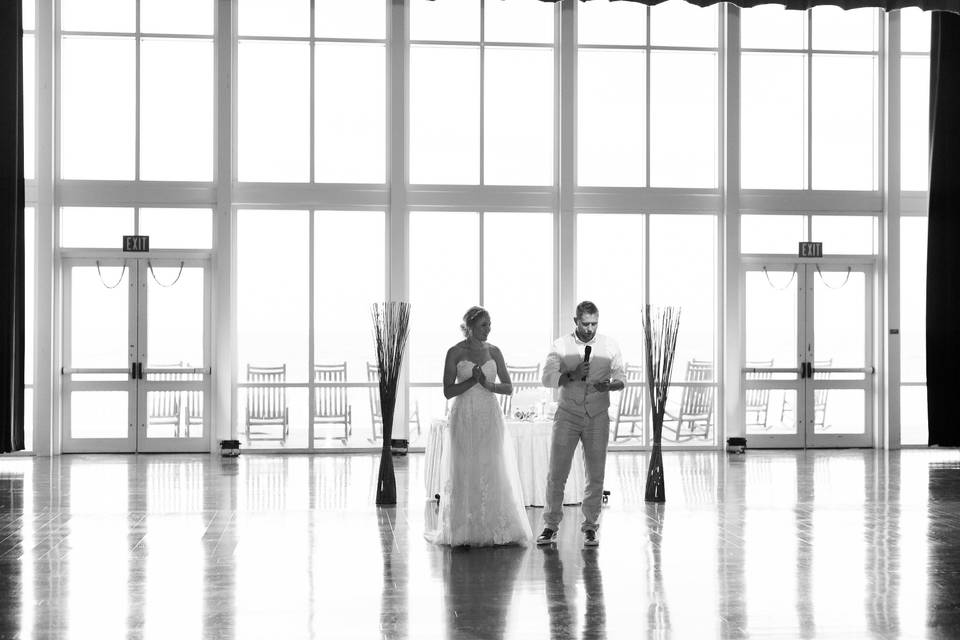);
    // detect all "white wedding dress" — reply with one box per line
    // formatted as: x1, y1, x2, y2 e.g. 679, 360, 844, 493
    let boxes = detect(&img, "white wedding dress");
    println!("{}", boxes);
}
425, 360, 533, 547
